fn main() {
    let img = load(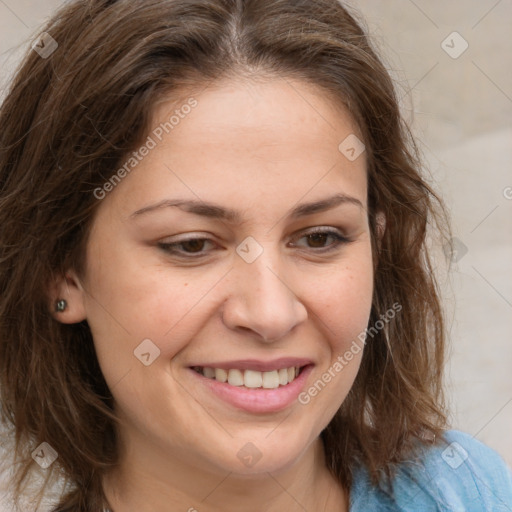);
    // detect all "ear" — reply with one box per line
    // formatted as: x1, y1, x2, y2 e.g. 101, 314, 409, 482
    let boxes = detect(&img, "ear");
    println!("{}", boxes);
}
375, 211, 386, 244
49, 270, 87, 324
